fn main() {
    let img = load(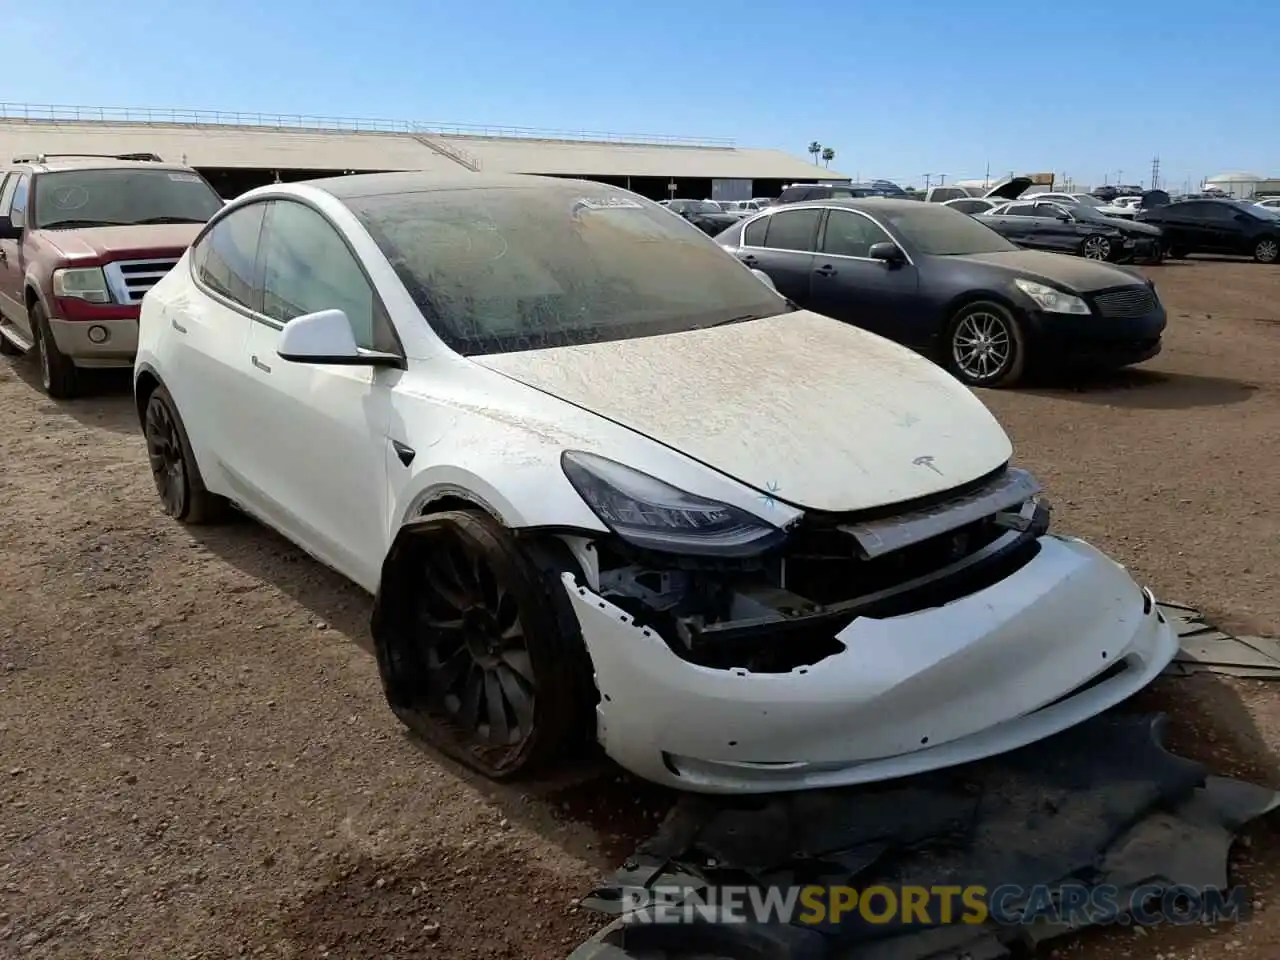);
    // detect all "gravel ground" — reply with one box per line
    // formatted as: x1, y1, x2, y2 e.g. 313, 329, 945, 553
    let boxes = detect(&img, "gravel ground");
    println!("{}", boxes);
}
1, 258, 1278, 959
